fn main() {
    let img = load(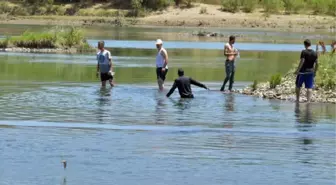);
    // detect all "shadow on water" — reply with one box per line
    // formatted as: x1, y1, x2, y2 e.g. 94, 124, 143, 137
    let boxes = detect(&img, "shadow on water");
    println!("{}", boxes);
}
154, 92, 167, 125
294, 103, 316, 146
61, 177, 67, 185
225, 93, 235, 112
95, 87, 113, 124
